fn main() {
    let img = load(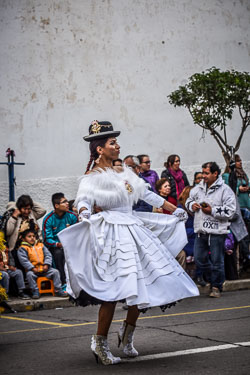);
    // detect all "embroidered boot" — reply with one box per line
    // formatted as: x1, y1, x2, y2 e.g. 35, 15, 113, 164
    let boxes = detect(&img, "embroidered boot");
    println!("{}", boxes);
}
118, 321, 139, 357
91, 334, 121, 365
